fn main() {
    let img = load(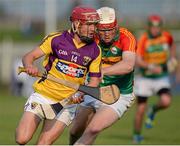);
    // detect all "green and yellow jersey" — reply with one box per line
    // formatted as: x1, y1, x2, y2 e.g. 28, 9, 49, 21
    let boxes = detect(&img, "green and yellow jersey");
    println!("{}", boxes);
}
97, 28, 136, 94
137, 31, 173, 78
